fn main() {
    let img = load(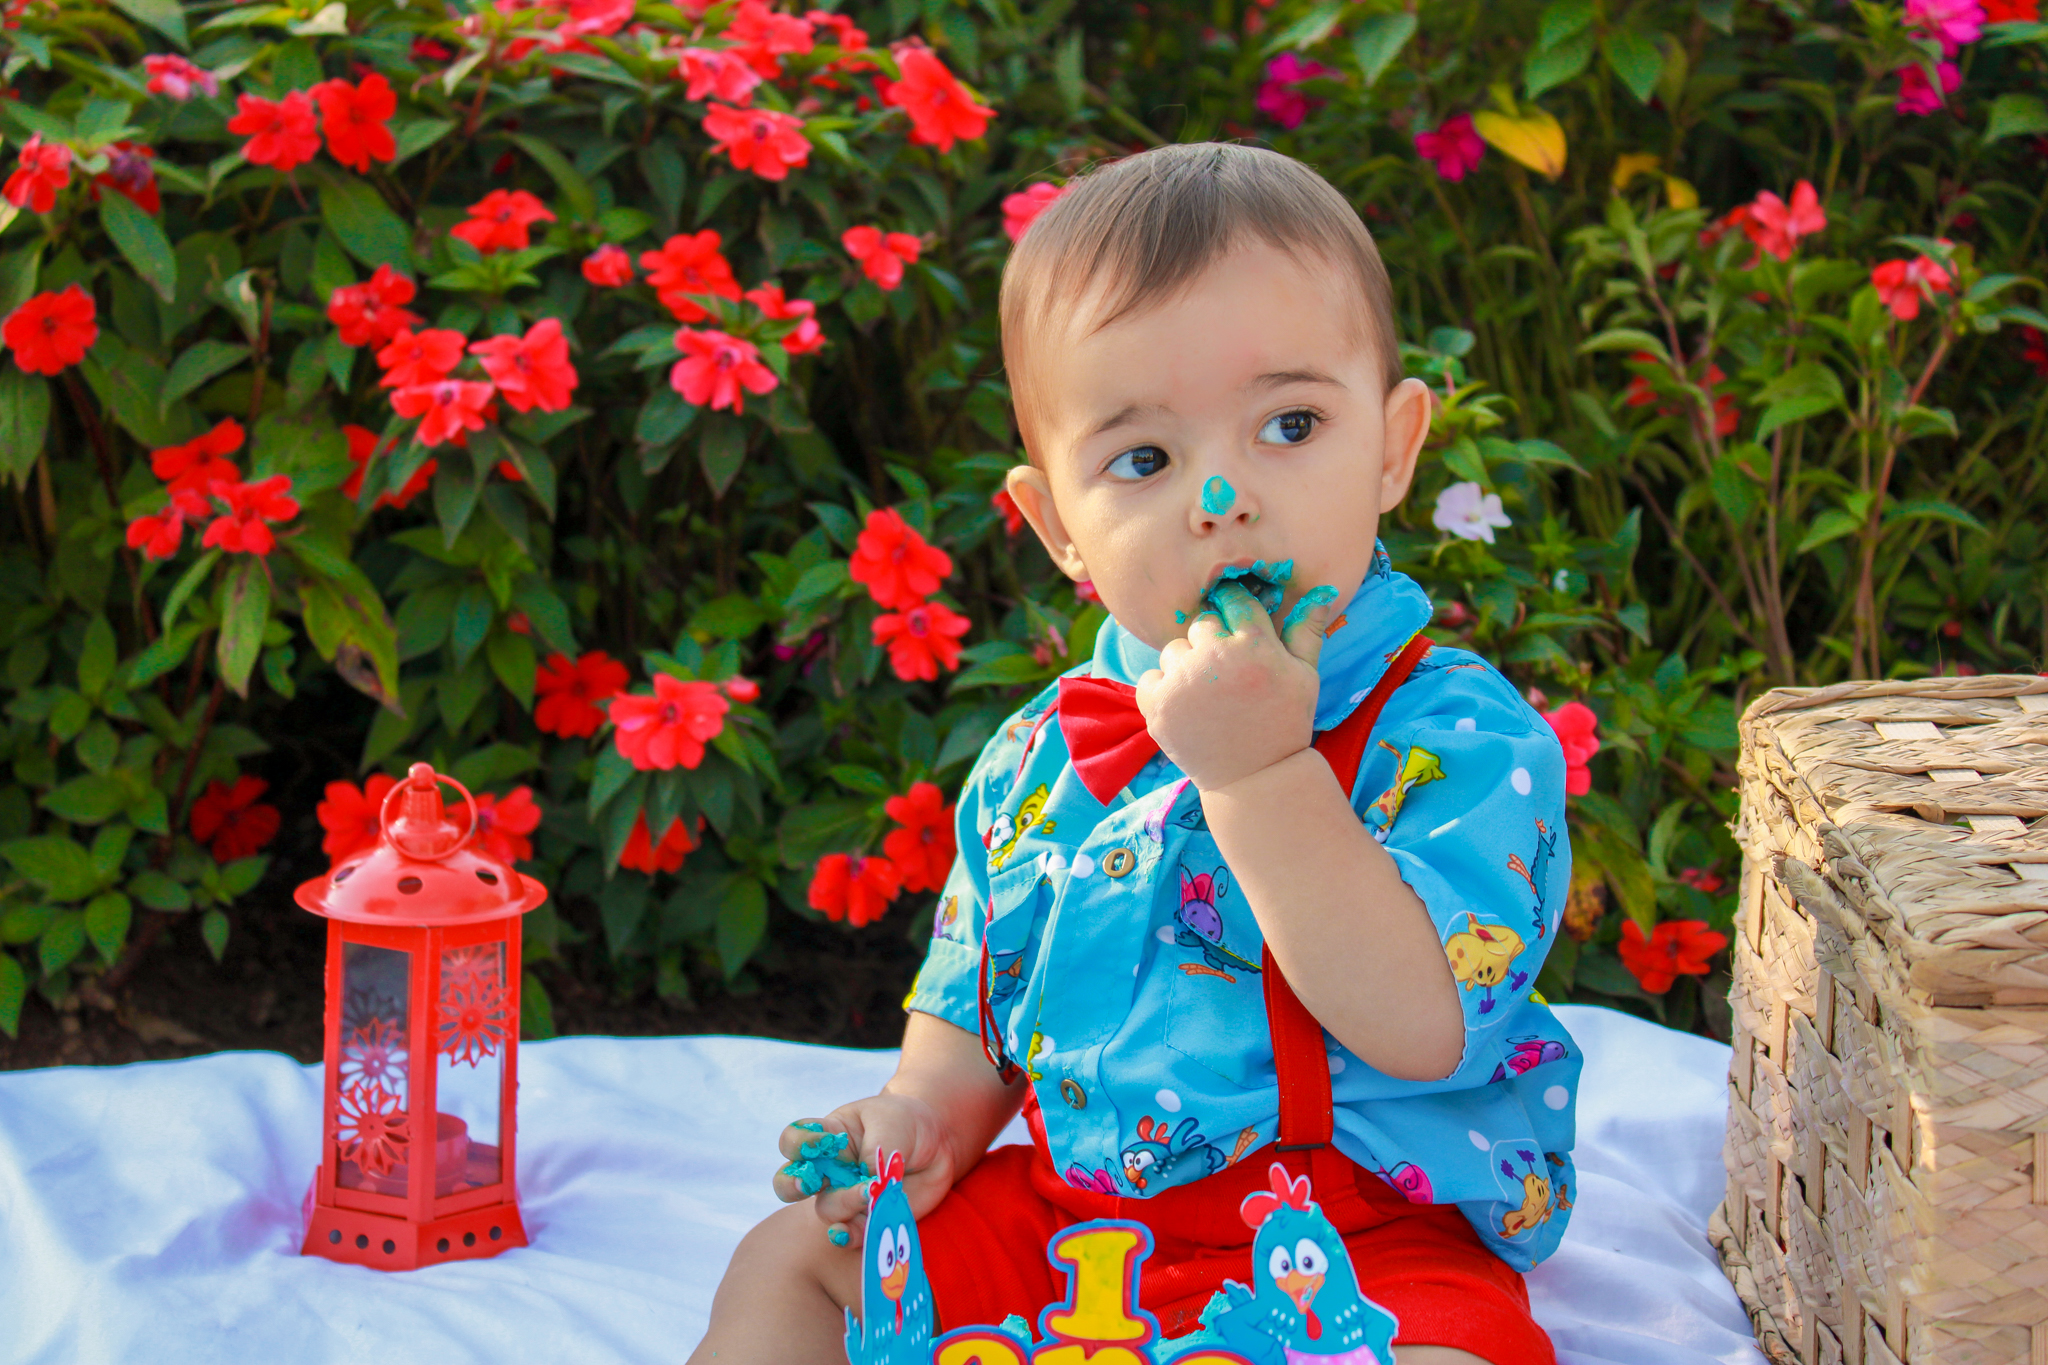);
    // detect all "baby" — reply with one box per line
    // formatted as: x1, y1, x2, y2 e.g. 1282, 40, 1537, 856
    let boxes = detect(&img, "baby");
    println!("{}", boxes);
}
692, 143, 1580, 1365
